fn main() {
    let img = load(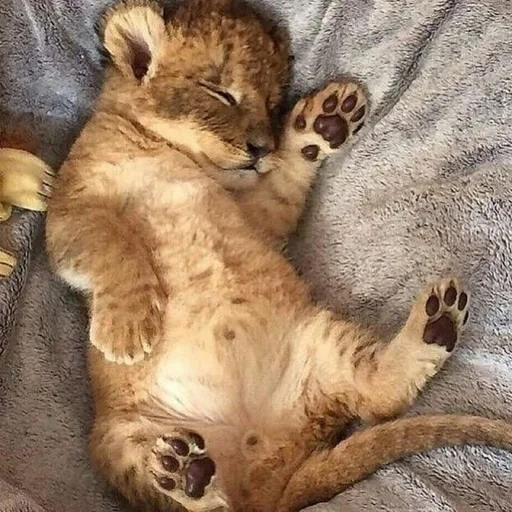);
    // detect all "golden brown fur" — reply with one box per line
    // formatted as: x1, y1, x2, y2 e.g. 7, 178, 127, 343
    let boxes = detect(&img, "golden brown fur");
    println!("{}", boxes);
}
45, 0, 512, 511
